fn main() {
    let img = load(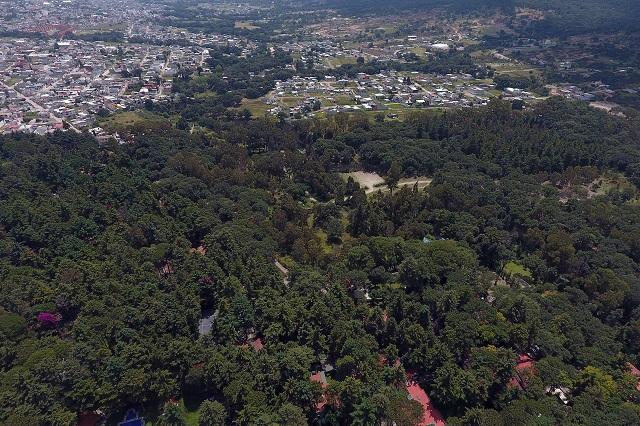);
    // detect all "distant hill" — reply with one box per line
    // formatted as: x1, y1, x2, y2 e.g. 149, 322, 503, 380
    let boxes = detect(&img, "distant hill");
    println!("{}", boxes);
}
519, 0, 640, 36
278, 0, 639, 36
289, 0, 513, 13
